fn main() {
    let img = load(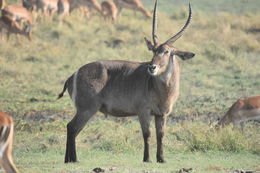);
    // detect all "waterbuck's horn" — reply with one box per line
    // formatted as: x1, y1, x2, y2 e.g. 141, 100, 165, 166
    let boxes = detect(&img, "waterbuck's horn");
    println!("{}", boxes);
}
165, 3, 192, 45
152, 0, 158, 46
